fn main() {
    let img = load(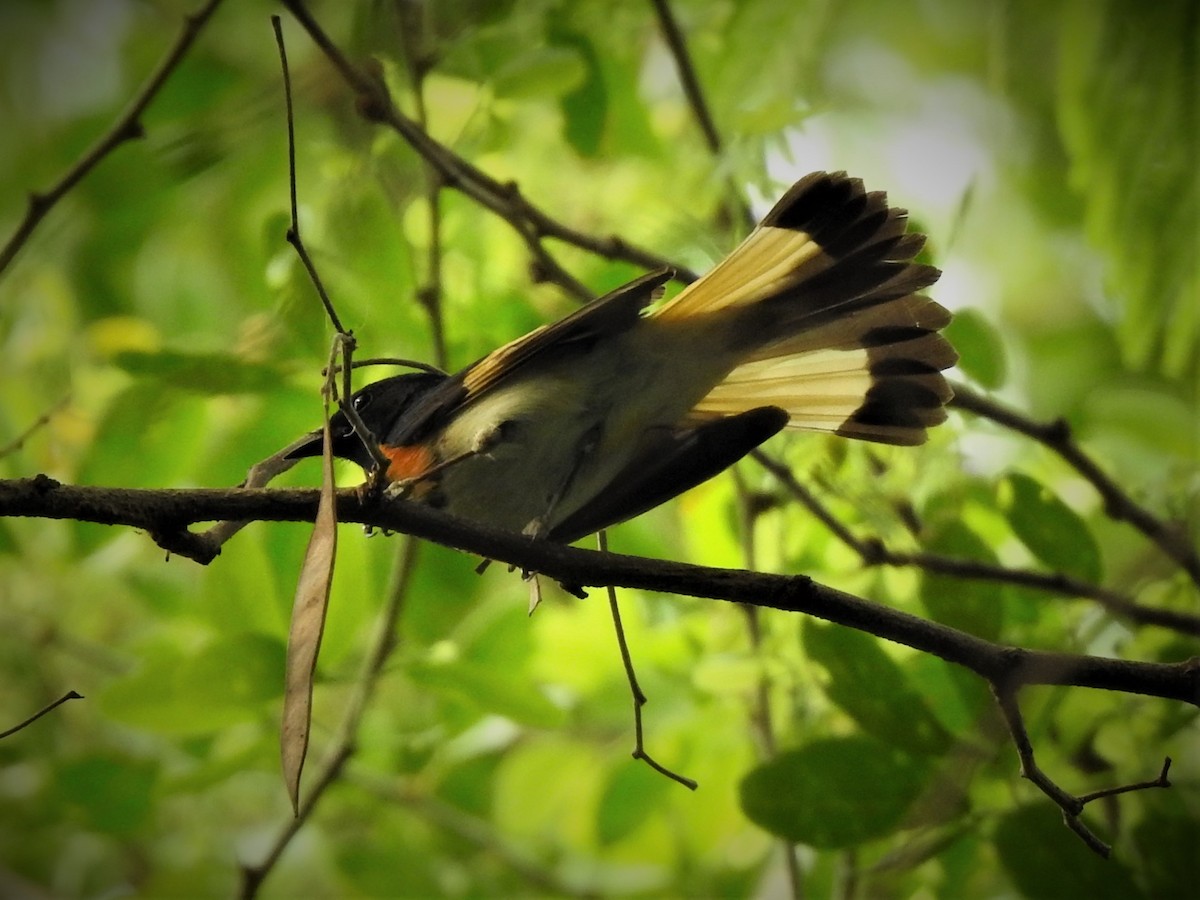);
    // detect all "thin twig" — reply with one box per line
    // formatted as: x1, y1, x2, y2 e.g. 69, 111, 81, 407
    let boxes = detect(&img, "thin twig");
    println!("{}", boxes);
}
648, 0, 754, 232
240, 536, 422, 898
0, 691, 84, 740
273, 15, 386, 475
396, 0, 449, 371
990, 685, 1172, 858
1076, 757, 1172, 807
273, 15, 346, 336
0, 394, 70, 459
892, 550, 1200, 636
598, 531, 697, 790
280, 0, 696, 294
731, 468, 805, 899
346, 357, 447, 376
751, 450, 1200, 636
952, 383, 1200, 589
650, 0, 721, 154
730, 470, 777, 756
0, 0, 226, 278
